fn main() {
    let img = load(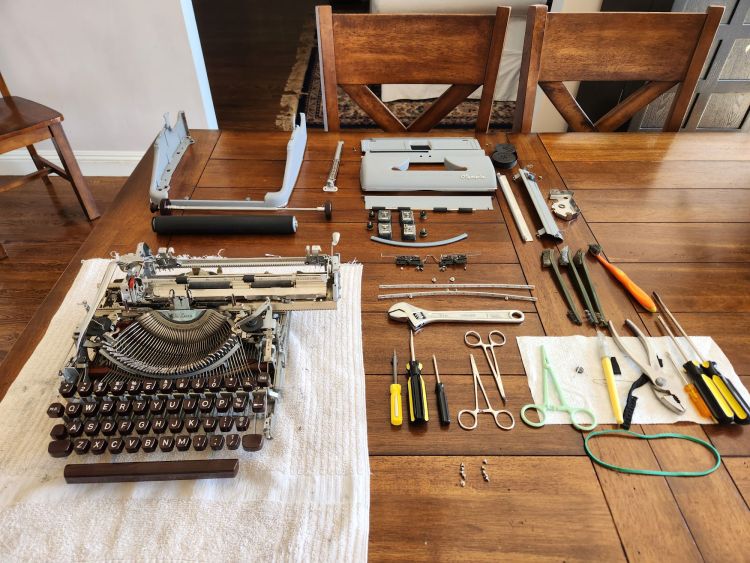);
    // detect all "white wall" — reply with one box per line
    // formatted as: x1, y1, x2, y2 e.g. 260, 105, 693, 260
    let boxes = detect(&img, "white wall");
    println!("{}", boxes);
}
0, 0, 216, 175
